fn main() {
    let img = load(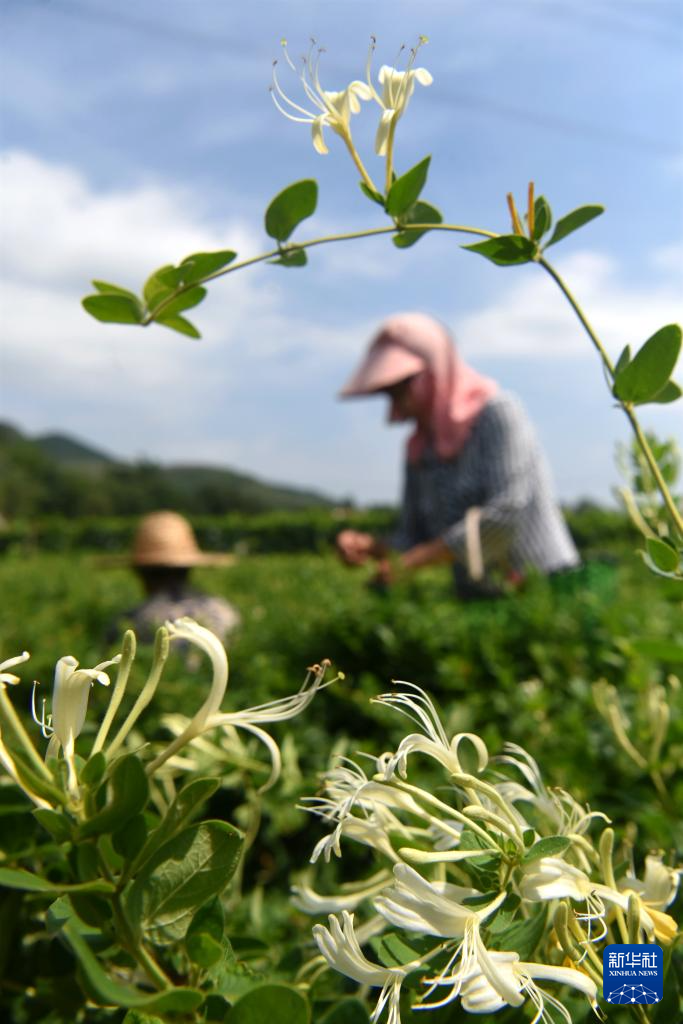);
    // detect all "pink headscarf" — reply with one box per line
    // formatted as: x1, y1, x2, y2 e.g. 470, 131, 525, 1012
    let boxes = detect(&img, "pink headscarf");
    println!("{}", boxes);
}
340, 313, 498, 463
